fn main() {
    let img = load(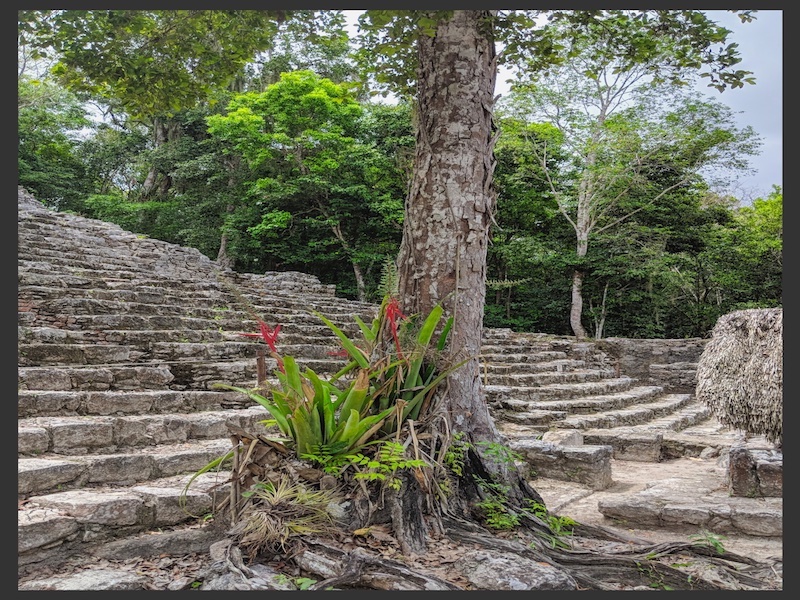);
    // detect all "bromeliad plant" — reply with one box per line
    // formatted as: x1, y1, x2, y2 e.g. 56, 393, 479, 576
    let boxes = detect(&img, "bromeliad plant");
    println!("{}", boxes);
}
316, 295, 466, 437
213, 294, 467, 462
